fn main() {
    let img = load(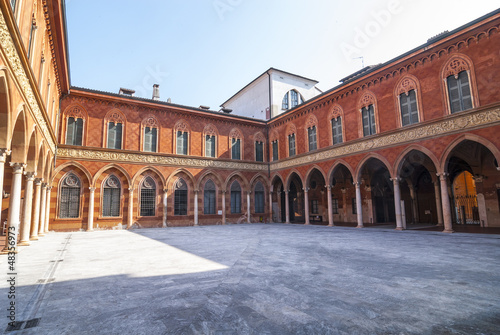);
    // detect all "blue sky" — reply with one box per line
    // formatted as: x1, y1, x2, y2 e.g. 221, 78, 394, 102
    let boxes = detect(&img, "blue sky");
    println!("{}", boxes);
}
65, 0, 499, 110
